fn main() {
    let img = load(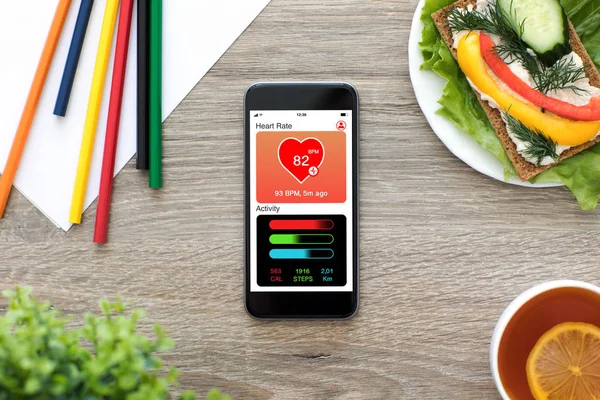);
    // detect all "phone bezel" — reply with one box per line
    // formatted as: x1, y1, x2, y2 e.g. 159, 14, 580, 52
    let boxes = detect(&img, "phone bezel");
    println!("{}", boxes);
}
244, 82, 359, 319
